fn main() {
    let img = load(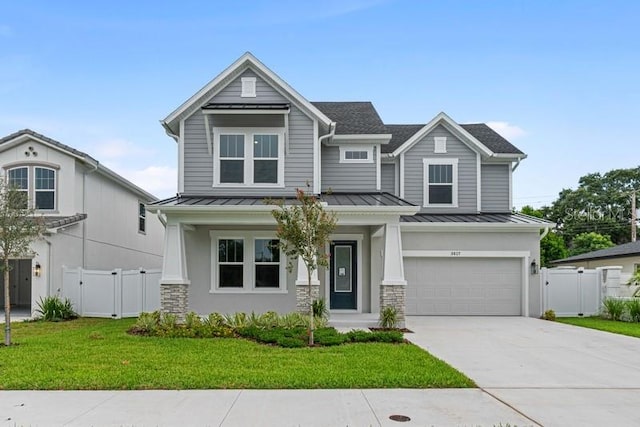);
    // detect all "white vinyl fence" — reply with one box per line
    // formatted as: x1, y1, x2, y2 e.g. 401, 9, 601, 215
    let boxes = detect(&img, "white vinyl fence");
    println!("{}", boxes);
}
62, 267, 161, 318
542, 266, 623, 317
